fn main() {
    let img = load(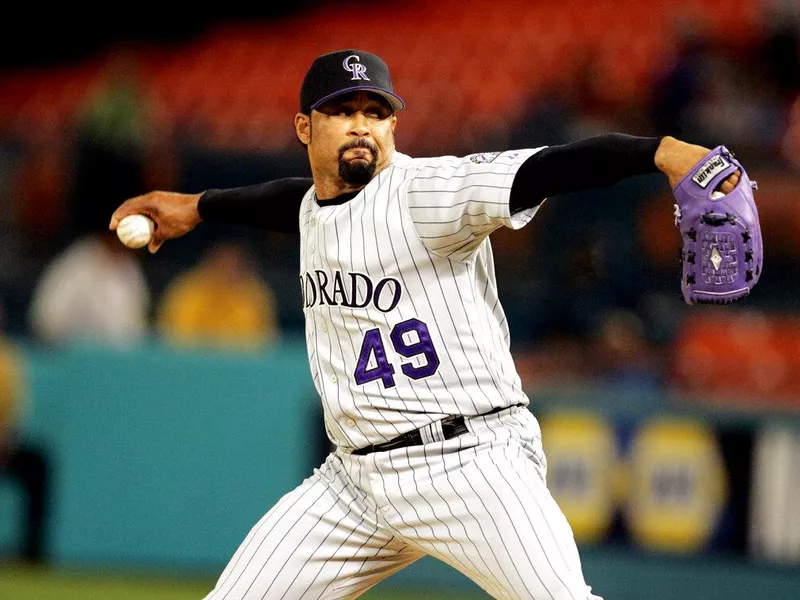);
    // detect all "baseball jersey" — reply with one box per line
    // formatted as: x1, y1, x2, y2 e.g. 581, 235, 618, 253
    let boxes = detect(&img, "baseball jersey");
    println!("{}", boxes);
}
299, 148, 547, 451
